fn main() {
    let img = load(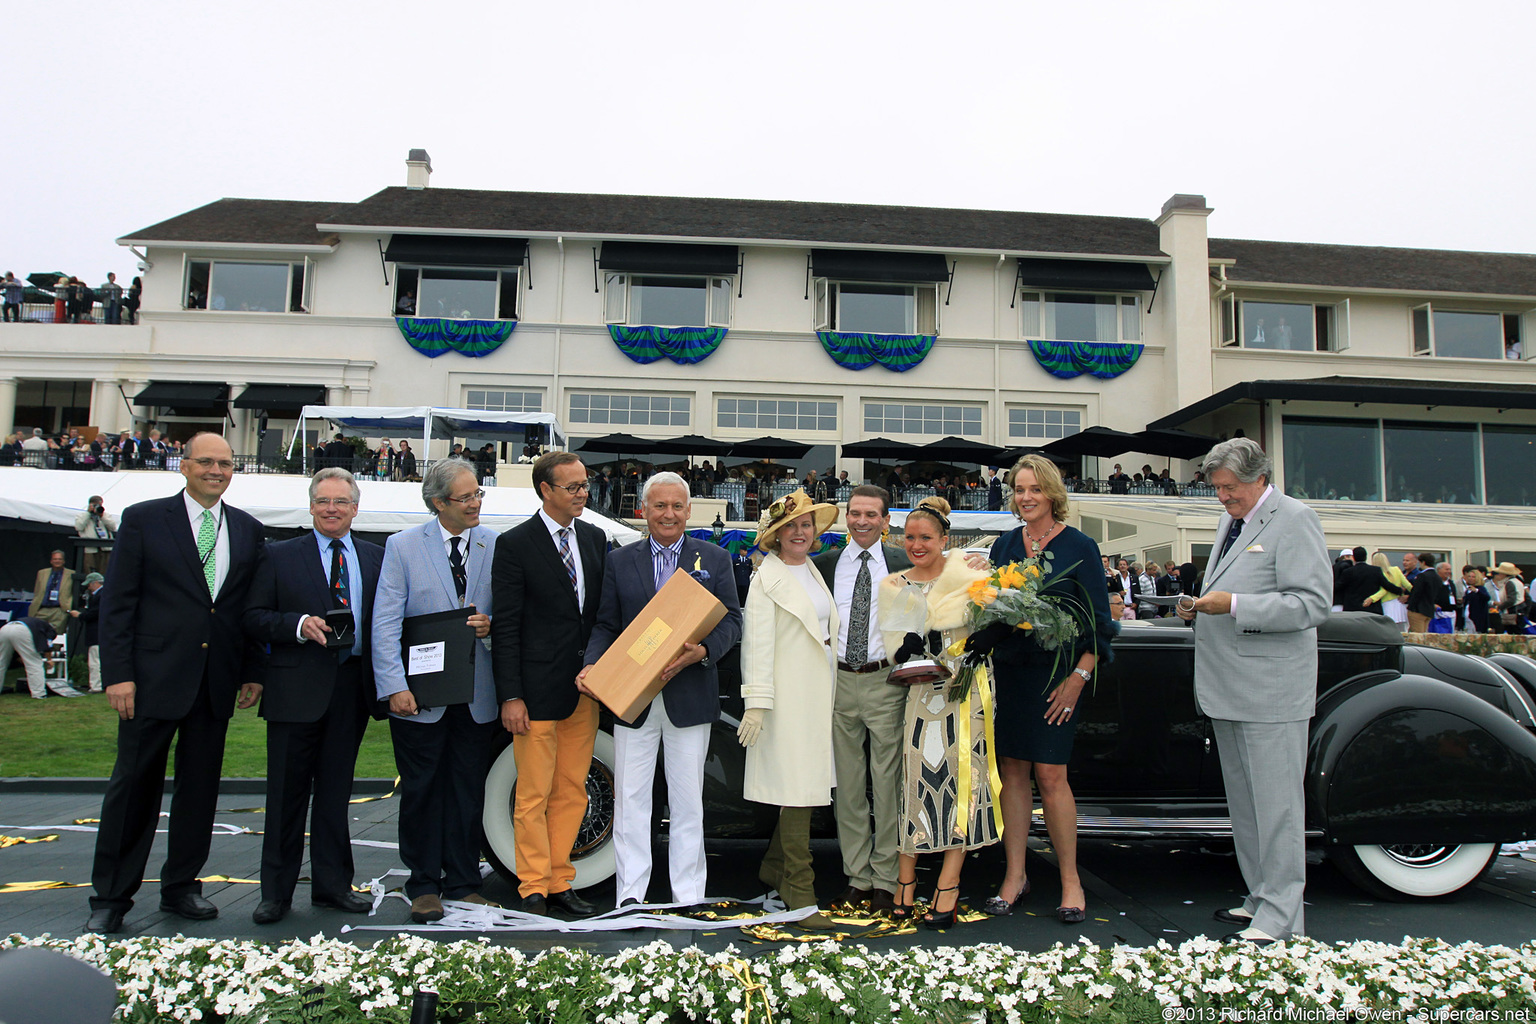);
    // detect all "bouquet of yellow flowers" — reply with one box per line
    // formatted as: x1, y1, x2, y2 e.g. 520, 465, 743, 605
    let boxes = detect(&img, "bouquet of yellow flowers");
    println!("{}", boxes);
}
947, 552, 1085, 701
